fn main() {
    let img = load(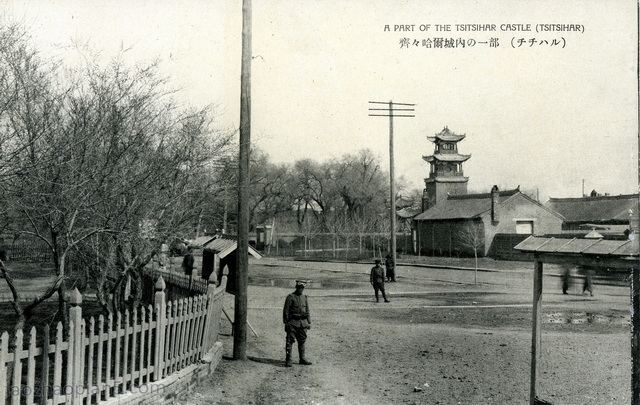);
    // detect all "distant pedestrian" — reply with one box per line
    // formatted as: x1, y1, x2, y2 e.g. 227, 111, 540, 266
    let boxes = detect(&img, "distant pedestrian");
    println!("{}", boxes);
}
561, 266, 573, 294
283, 280, 312, 367
182, 246, 194, 290
182, 246, 194, 274
370, 259, 390, 303
385, 253, 396, 282
582, 267, 594, 296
